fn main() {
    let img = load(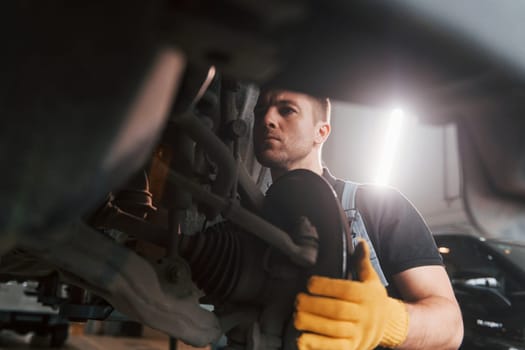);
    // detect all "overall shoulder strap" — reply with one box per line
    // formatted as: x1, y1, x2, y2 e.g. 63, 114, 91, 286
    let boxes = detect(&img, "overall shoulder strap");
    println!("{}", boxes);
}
339, 180, 389, 286
340, 180, 359, 213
